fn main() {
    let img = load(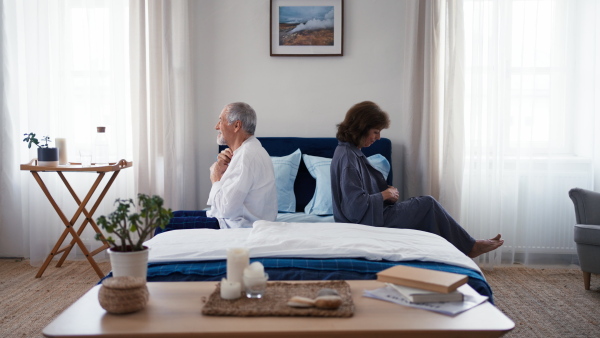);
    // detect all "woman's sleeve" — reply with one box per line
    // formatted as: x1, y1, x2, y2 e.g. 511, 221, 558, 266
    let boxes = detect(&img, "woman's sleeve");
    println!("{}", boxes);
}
339, 166, 384, 225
